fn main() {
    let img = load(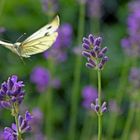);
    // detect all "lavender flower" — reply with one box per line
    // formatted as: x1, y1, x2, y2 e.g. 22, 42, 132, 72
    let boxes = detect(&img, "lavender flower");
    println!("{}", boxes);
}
82, 85, 97, 109
0, 75, 25, 109
121, 0, 140, 57
41, 0, 58, 15
44, 23, 73, 62
30, 66, 50, 93
4, 111, 33, 140
82, 34, 108, 70
91, 98, 107, 115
